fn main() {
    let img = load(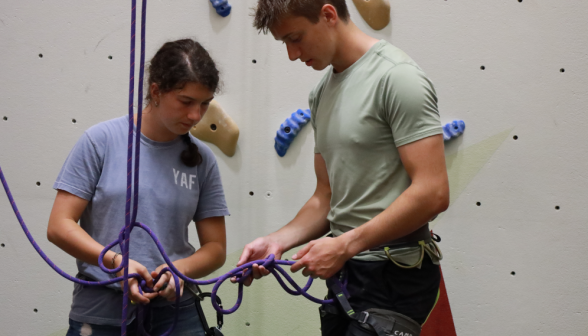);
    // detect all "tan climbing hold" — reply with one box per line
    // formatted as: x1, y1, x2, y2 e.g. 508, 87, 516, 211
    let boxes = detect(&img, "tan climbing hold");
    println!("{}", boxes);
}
352, 0, 391, 31
190, 100, 239, 157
